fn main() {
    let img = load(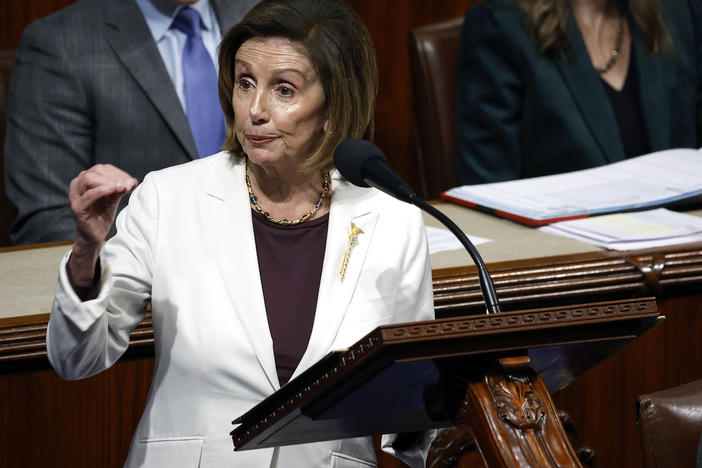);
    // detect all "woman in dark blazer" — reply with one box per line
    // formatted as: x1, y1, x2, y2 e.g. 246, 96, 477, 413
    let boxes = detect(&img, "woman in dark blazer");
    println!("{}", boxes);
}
455, 0, 702, 185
